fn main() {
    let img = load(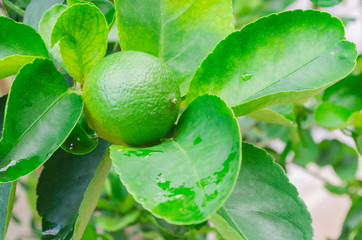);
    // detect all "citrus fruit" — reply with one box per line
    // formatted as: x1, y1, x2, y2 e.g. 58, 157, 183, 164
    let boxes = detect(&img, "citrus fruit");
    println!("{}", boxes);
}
83, 51, 181, 146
